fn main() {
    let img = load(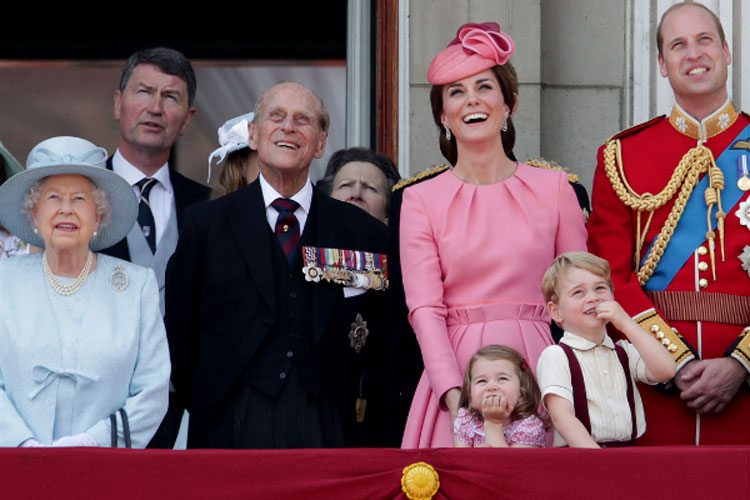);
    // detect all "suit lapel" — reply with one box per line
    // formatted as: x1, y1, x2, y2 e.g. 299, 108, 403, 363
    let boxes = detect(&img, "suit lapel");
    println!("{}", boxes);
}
227, 181, 276, 312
